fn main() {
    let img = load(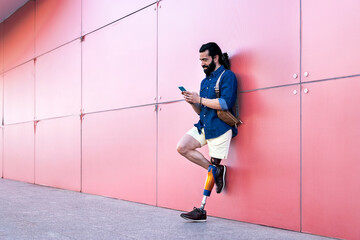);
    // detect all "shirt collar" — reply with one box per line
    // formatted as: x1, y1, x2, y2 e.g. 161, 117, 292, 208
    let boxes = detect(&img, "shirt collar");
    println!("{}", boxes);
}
208, 65, 225, 78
